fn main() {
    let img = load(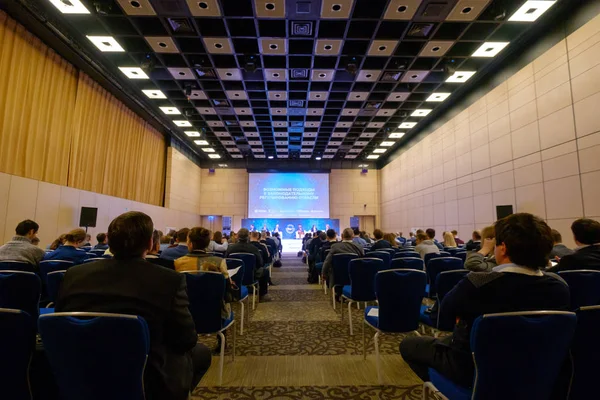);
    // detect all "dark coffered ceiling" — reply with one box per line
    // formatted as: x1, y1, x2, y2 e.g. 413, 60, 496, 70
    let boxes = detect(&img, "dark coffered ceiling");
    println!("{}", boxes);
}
6, 0, 568, 169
